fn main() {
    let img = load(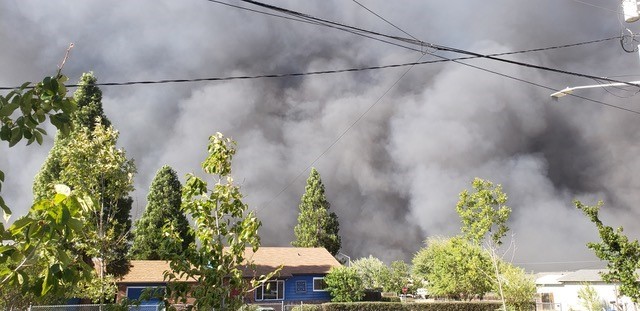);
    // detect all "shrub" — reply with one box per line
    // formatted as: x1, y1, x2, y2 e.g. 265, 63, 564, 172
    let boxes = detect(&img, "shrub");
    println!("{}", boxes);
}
320, 301, 504, 311
291, 305, 322, 311
324, 266, 364, 302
